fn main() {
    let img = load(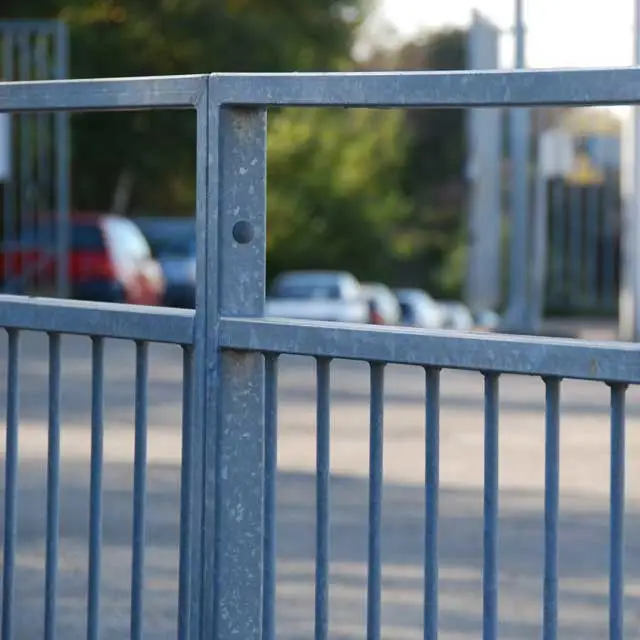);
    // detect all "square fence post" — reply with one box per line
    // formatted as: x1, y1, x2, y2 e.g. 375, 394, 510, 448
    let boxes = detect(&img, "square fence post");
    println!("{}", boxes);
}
199, 80, 267, 639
